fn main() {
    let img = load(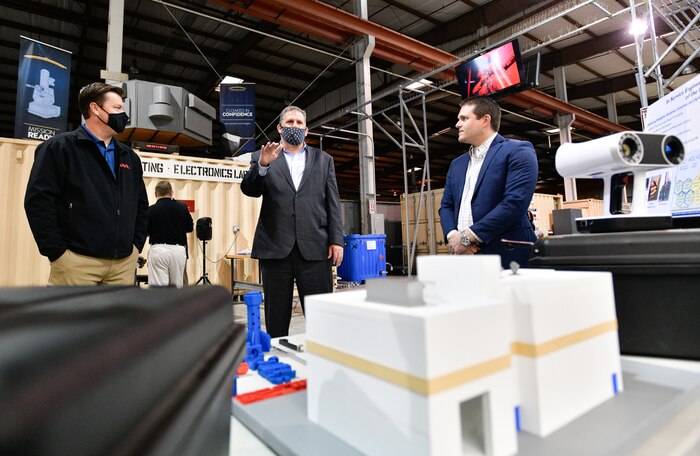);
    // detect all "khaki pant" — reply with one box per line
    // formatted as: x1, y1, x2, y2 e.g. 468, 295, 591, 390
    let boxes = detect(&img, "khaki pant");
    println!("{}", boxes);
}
49, 247, 139, 286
